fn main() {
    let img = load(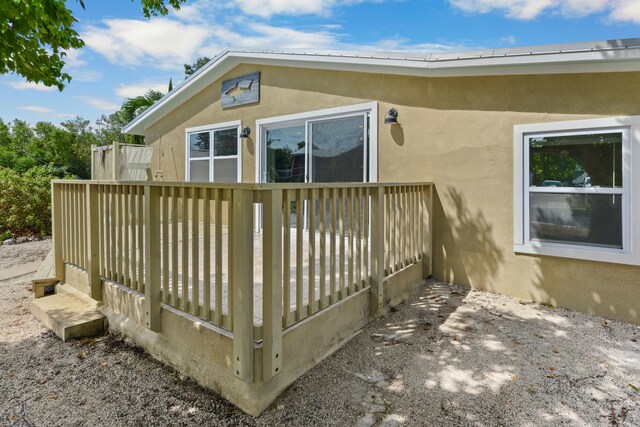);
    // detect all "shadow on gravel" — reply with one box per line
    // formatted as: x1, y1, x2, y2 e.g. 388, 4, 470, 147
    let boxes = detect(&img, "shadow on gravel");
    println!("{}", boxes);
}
265, 279, 639, 426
